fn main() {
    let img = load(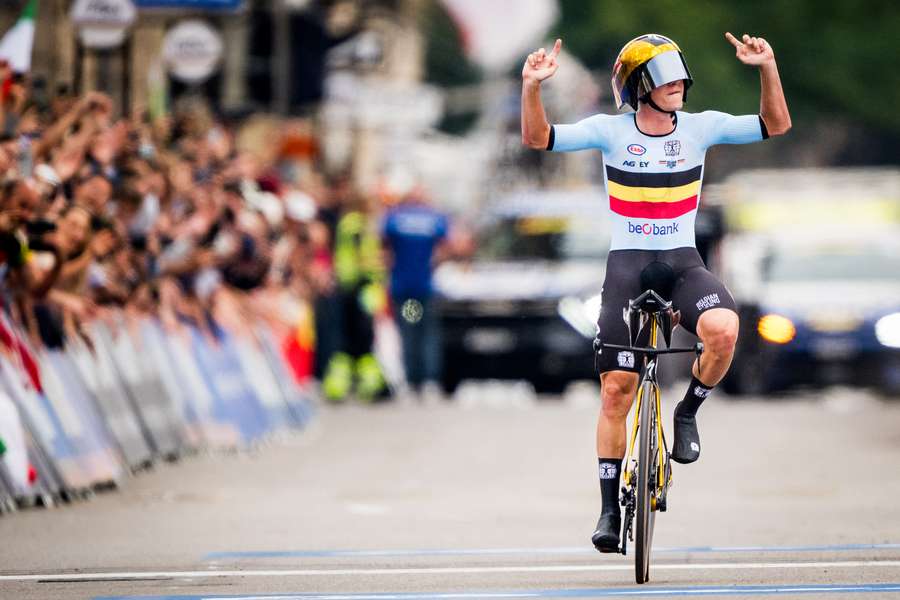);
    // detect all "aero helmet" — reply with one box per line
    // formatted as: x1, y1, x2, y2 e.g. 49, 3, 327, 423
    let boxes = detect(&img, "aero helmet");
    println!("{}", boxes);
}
611, 34, 693, 111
